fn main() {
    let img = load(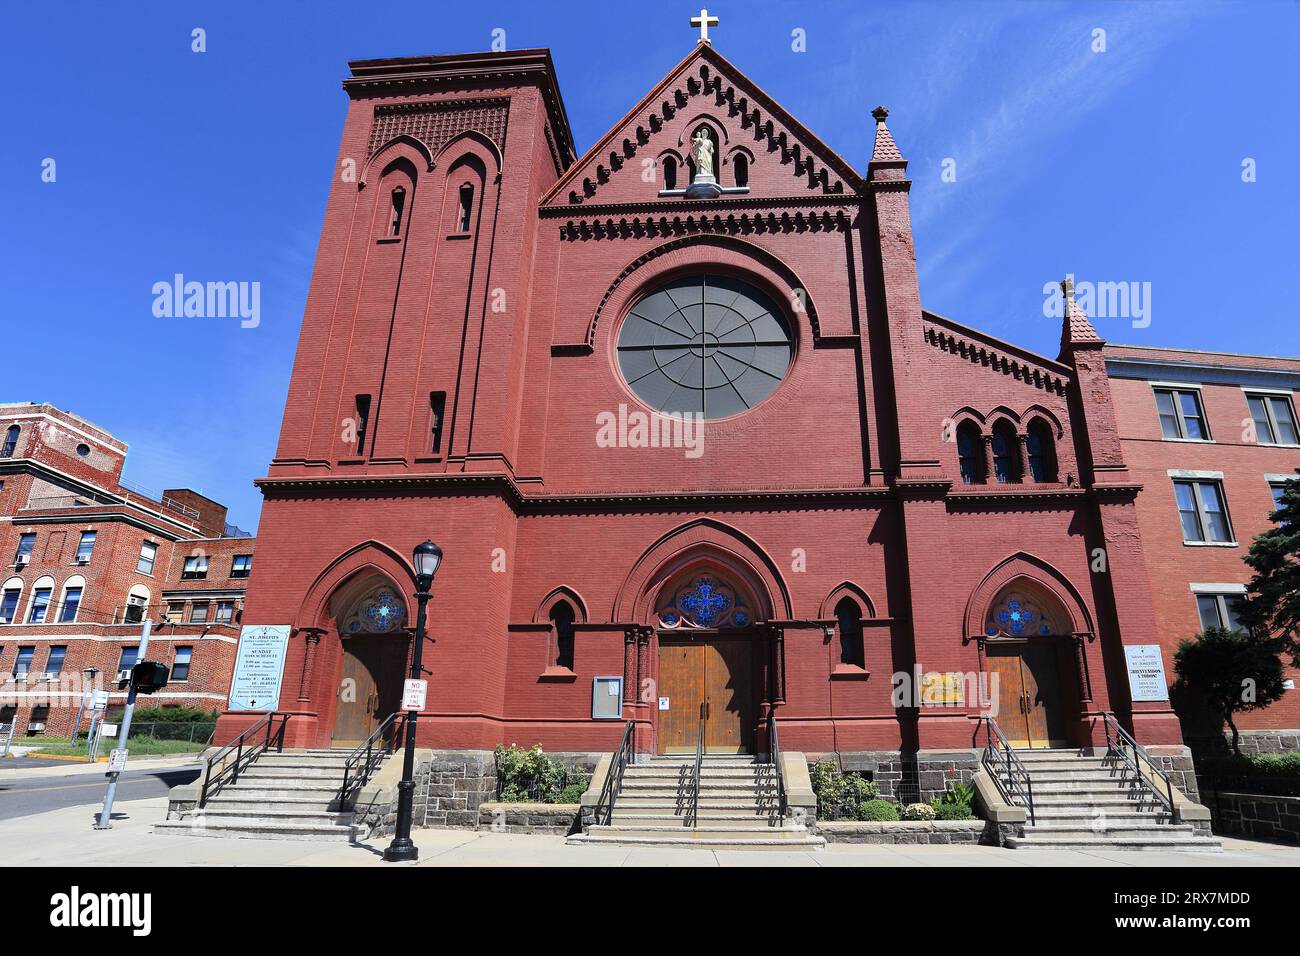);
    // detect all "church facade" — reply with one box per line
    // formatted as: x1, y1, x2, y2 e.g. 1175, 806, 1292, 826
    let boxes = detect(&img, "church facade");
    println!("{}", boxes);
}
219, 40, 1196, 783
